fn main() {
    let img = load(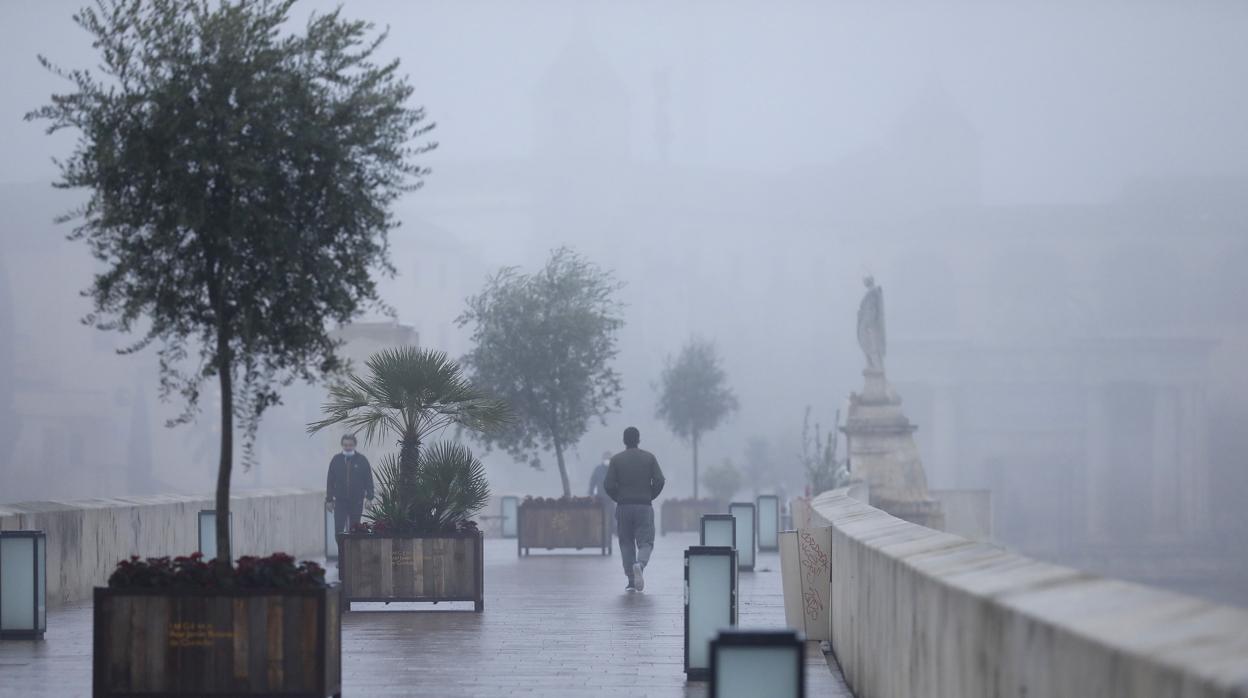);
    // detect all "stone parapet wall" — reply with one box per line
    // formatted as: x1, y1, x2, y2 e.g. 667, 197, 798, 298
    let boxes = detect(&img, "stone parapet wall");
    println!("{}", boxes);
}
810, 487, 1248, 698
0, 488, 325, 607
